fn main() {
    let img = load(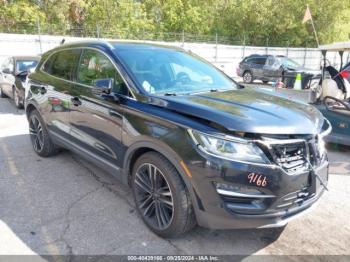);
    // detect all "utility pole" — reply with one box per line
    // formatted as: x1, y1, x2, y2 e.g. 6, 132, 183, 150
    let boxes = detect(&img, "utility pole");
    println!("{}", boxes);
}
37, 18, 43, 54
215, 32, 218, 62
